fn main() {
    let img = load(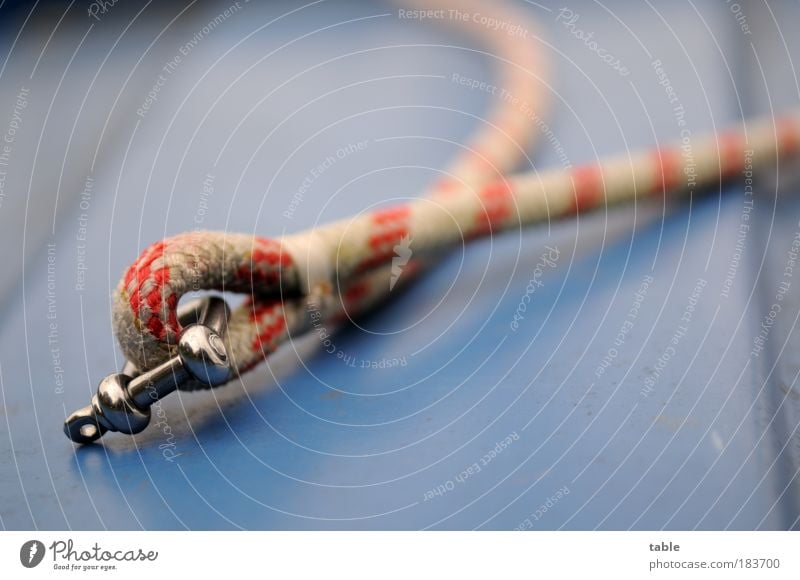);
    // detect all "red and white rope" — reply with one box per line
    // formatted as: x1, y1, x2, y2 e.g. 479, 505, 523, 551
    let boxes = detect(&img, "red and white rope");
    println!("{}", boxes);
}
111, 0, 800, 384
